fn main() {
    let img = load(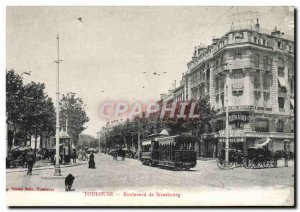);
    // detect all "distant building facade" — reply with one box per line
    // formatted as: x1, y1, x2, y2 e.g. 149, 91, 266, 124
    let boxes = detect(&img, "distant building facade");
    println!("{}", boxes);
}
164, 20, 294, 157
